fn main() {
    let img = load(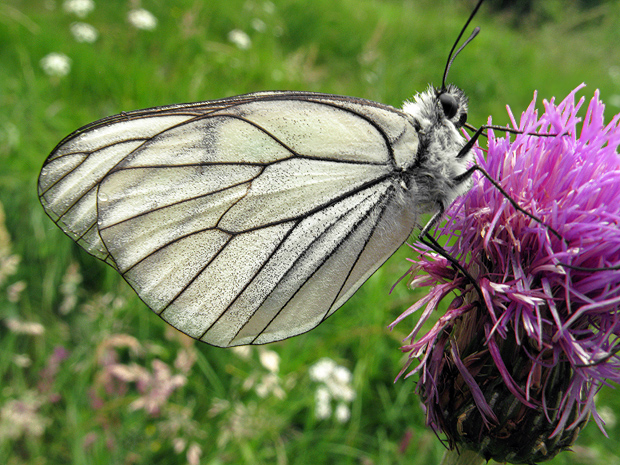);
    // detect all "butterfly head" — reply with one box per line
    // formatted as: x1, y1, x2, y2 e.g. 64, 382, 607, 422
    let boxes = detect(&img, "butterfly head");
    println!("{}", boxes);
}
402, 84, 468, 136
401, 84, 473, 211
437, 84, 468, 128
